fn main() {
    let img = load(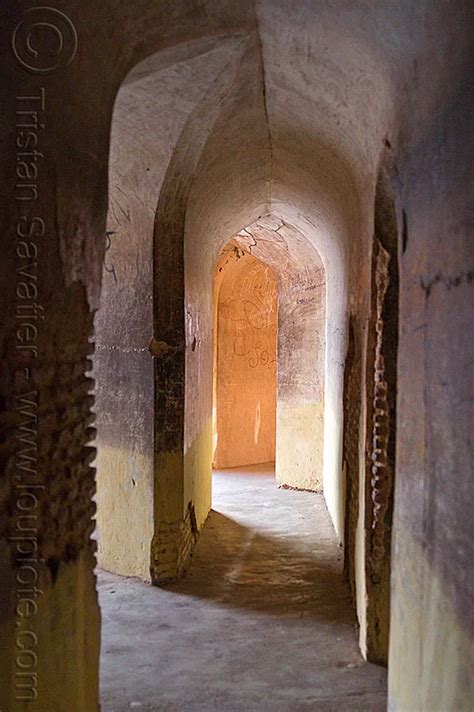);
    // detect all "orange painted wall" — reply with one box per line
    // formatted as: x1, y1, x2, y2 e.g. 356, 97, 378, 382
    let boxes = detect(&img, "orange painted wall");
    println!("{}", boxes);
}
213, 252, 277, 468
